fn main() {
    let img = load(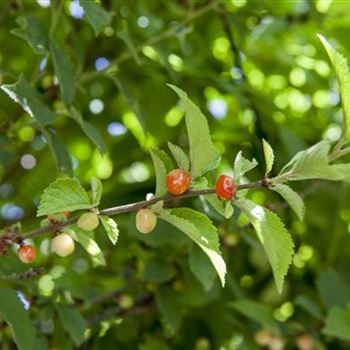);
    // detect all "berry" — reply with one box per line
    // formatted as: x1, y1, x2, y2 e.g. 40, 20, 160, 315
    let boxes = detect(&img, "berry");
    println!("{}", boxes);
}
254, 329, 272, 346
296, 334, 314, 350
136, 209, 157, 234
52, 233, 75, 257
77, 212, 99, 231
166, 169, 190, 195
215, 175, 236, 200
18, 245, 36, 264
62, 211, 70, 218
269, 336, 284, 350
